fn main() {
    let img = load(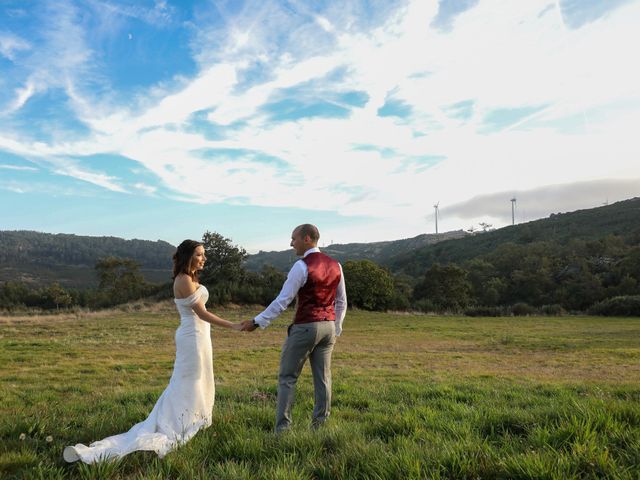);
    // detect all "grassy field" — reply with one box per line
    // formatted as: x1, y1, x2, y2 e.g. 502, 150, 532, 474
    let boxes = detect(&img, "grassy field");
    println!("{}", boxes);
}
1, 306, 639, 479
